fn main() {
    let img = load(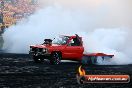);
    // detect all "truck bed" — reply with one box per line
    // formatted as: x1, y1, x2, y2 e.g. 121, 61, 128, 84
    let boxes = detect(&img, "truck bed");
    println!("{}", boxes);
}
83, 53, 114, 57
